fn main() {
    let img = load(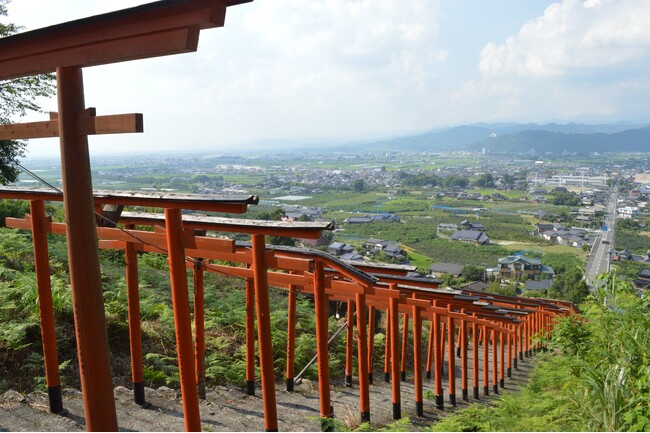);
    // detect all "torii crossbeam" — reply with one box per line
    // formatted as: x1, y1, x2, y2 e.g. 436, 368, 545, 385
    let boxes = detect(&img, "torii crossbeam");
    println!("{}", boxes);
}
0, 1, 251, 431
